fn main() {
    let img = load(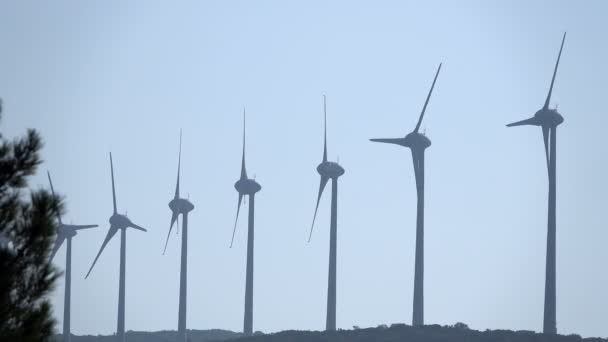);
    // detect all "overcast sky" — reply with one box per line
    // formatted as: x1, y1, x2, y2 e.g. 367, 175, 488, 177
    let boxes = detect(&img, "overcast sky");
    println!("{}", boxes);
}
1, 0, 607, 338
